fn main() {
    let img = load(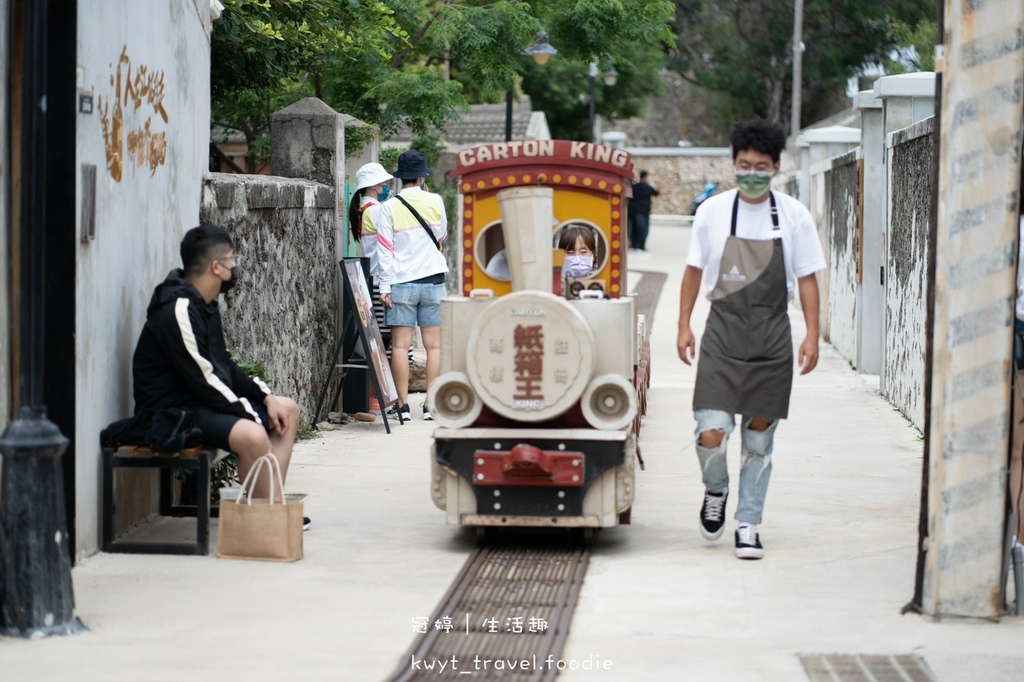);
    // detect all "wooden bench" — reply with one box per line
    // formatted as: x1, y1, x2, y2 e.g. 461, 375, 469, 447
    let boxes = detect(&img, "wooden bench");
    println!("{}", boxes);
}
102, 445, 216, 556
